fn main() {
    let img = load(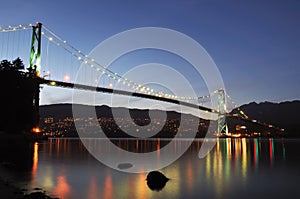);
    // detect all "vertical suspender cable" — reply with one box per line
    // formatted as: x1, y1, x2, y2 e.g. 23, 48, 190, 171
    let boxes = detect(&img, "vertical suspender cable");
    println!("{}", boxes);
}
6, 32, 9, 59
